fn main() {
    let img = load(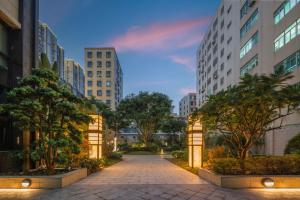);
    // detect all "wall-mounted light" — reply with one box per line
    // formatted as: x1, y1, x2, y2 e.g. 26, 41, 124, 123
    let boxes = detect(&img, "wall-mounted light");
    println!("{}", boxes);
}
21, 179, 31, 188
262, 178, 275, 188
